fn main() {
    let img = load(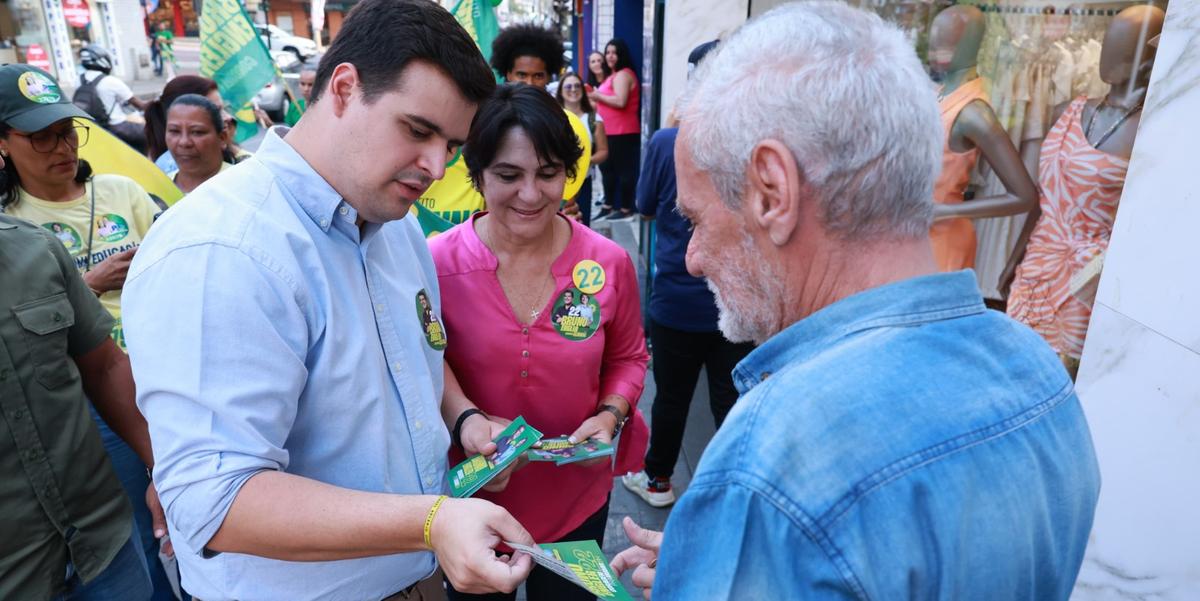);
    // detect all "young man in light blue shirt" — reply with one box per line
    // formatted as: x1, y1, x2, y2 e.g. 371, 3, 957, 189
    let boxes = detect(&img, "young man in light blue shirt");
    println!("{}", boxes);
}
612, 4, 1100, 600
123, 1, 536, 599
